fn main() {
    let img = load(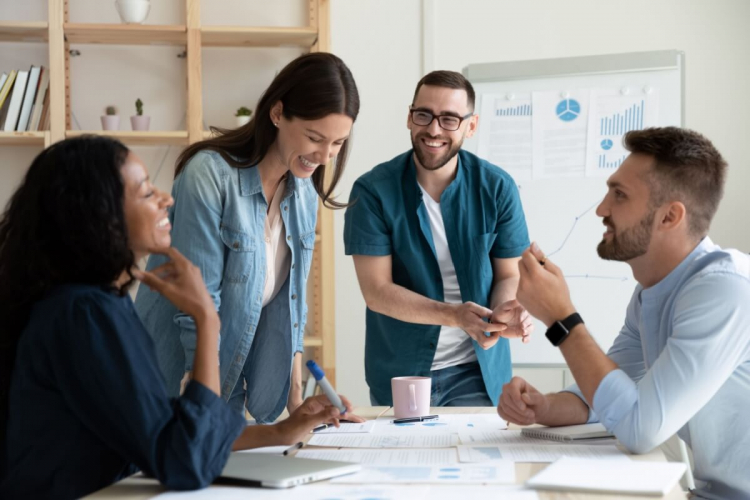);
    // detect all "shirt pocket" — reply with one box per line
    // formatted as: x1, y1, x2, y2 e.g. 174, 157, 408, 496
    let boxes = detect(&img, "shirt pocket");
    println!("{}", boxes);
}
299, 230, 316, 281
220, 224, 256, 284
473, 232, 498, 277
